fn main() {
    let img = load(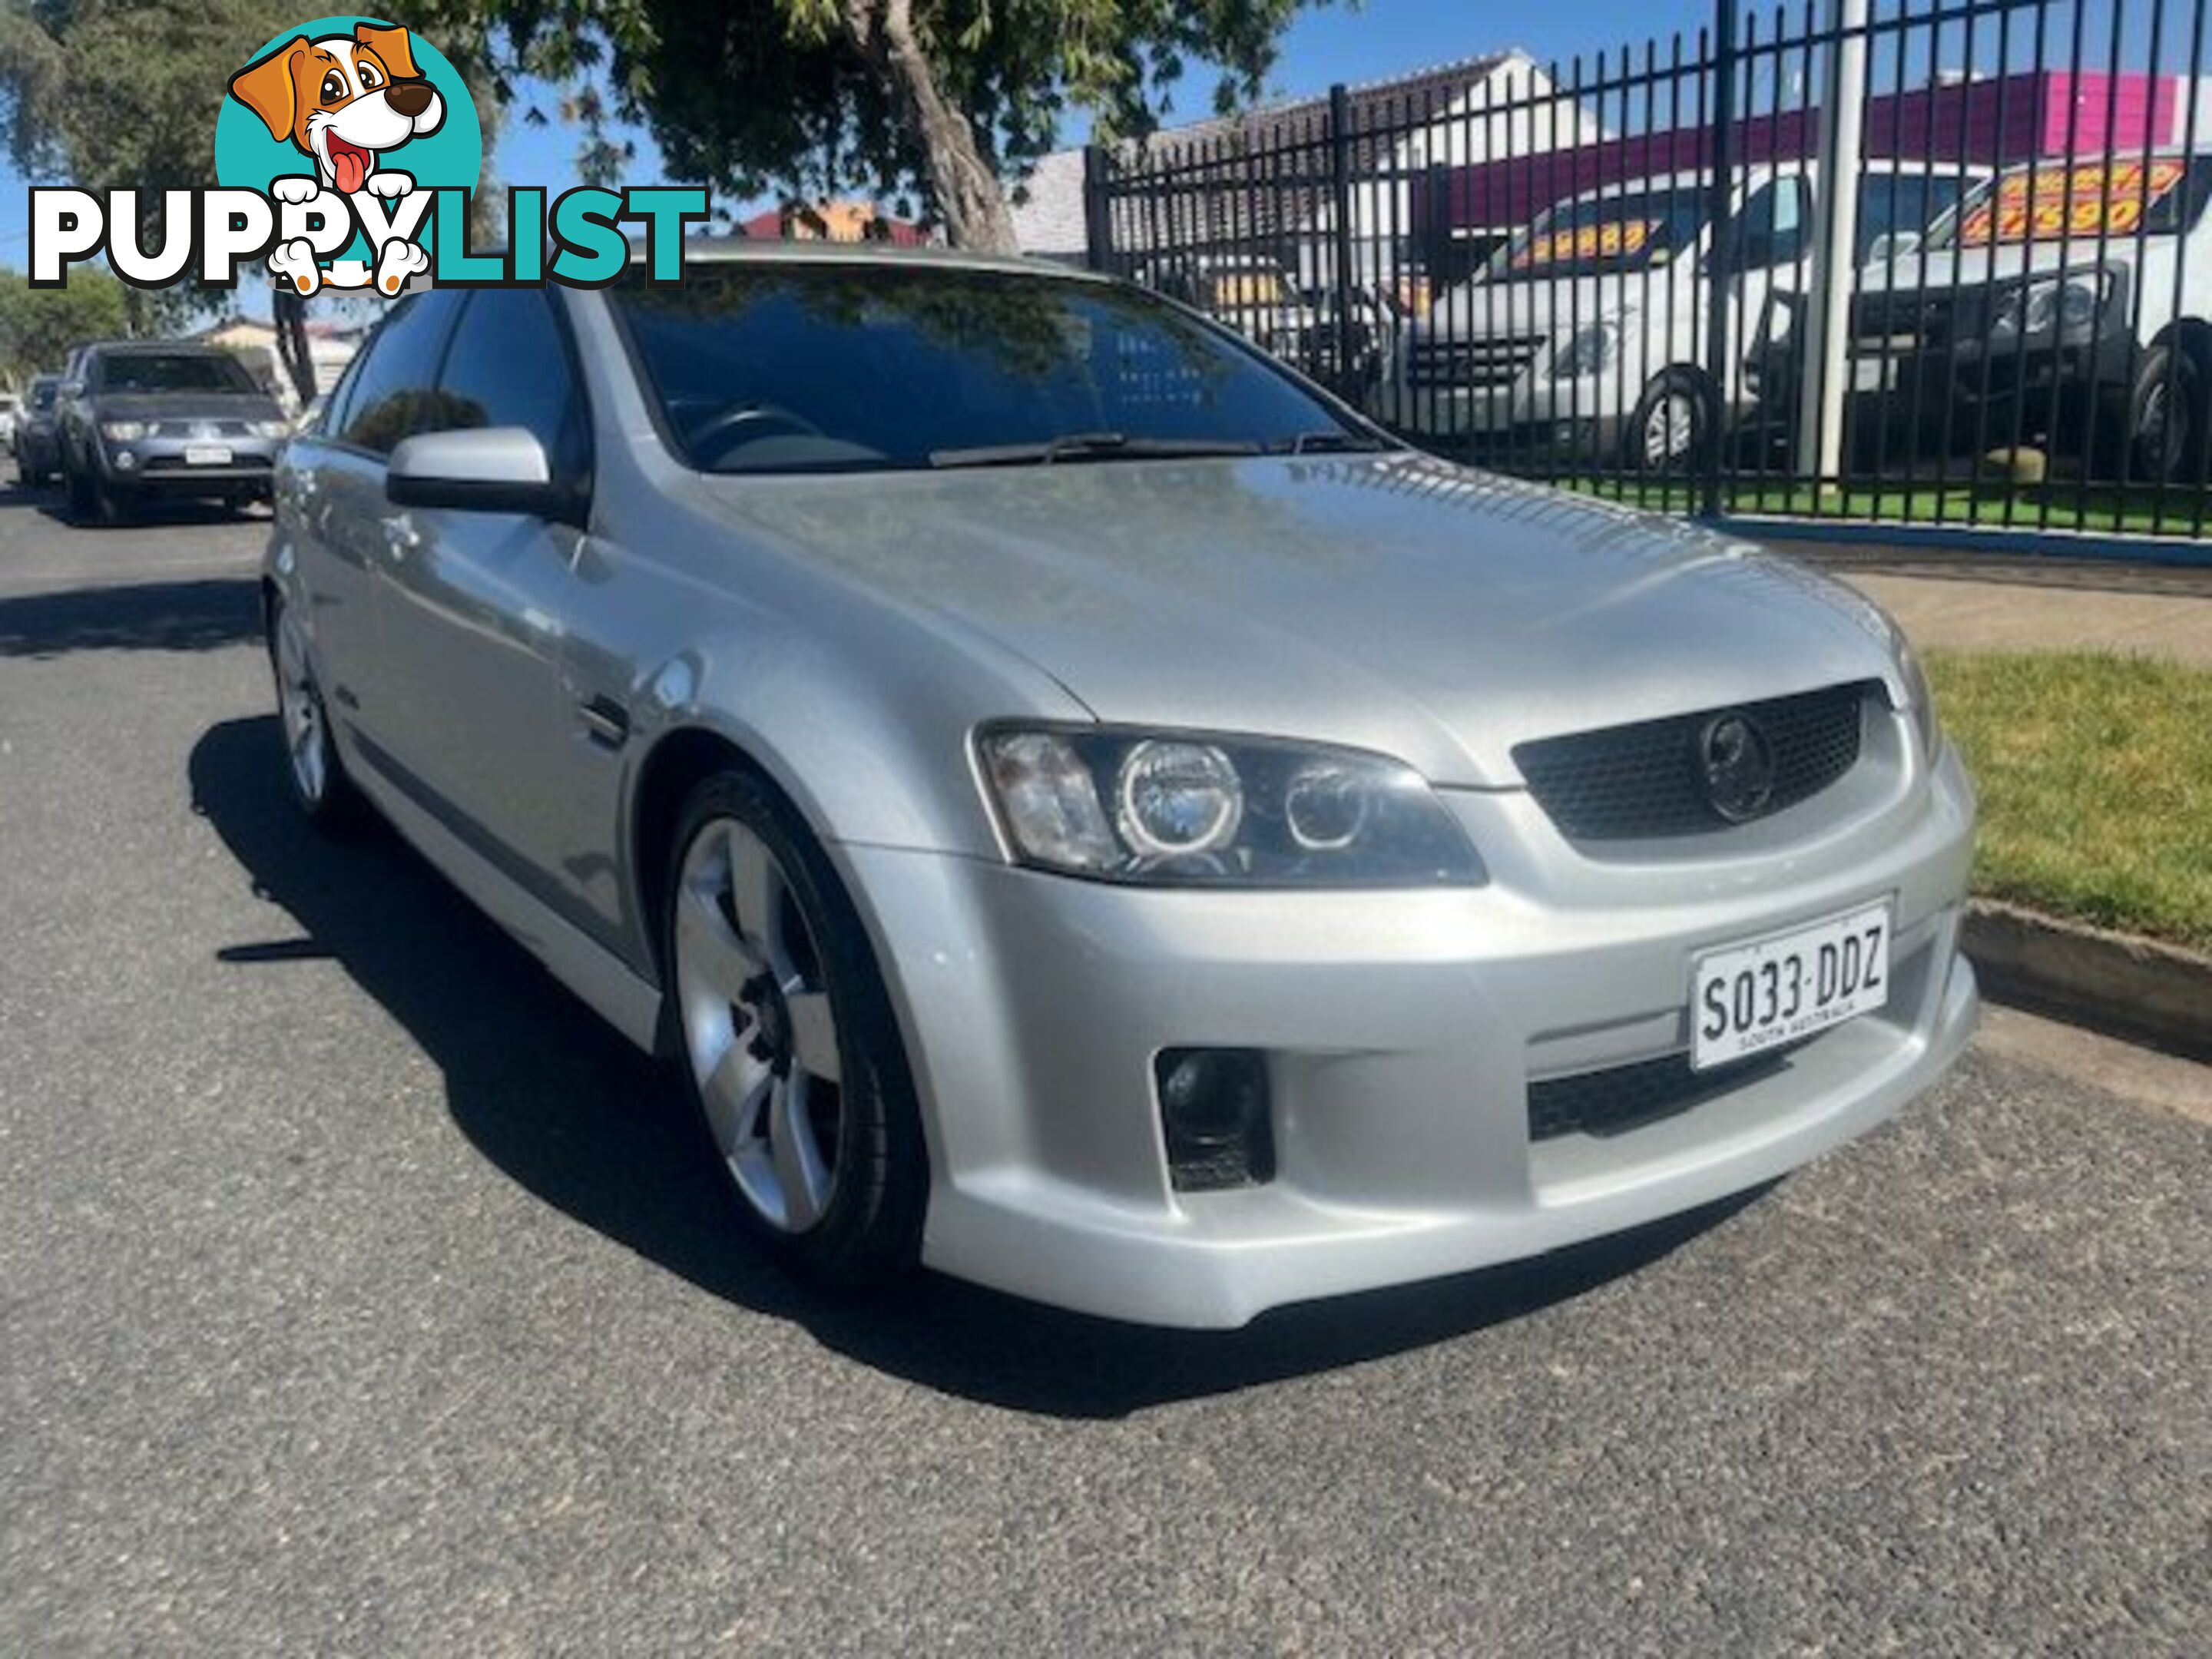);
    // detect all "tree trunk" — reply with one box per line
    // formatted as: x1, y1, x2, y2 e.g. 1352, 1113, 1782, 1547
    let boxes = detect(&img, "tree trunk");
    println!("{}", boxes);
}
844, 0, 1020, 252
272, 286, 317, 408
